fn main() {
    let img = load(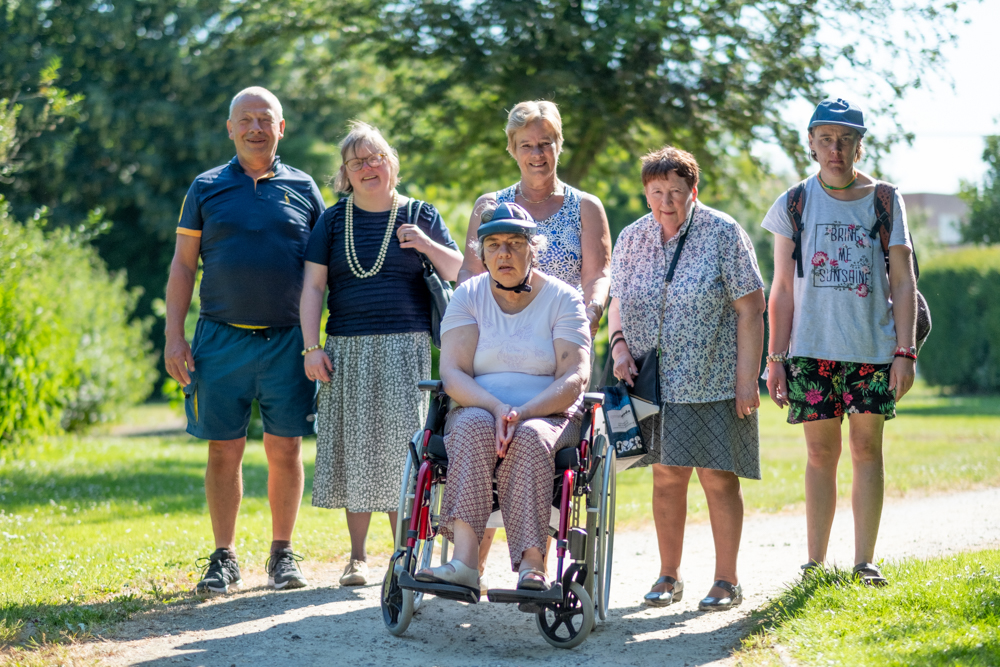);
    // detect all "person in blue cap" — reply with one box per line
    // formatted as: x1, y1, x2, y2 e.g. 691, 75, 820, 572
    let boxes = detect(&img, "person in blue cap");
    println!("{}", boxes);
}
415, 202, 592, 593
761, 98, 919, 586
